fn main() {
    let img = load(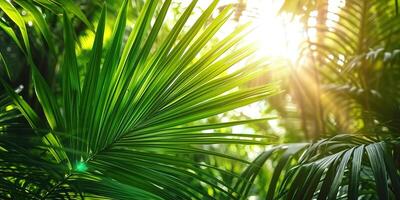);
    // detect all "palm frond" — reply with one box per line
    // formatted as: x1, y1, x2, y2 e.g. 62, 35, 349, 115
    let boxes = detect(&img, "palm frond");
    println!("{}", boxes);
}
276, 135, 400, 199
277, 0, 400, 137
2, 0, 279, 199
0, 0, 91, 69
